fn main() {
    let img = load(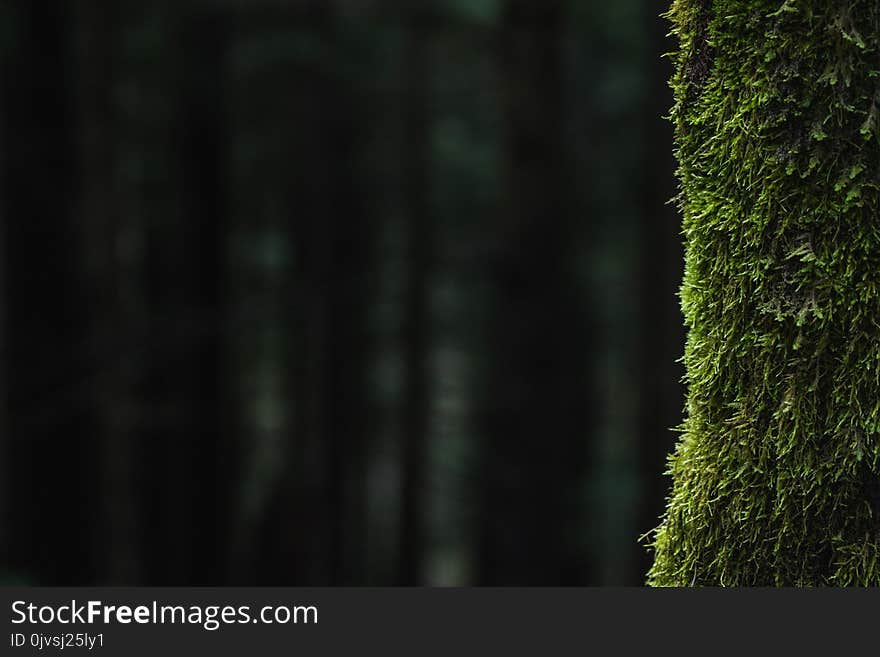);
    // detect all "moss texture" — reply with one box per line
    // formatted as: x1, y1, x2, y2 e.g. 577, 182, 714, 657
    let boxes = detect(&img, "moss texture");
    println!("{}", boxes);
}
649, 0, 880, 586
